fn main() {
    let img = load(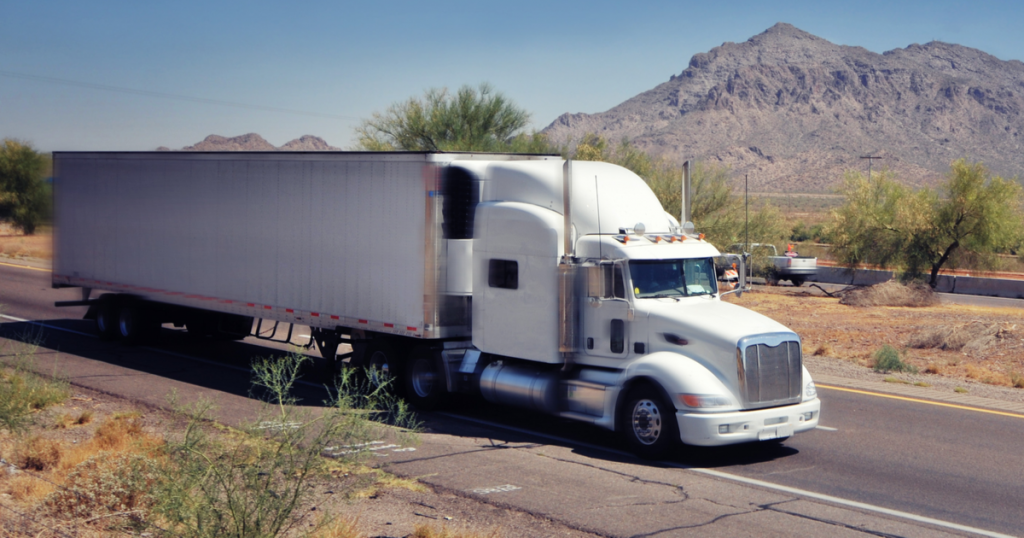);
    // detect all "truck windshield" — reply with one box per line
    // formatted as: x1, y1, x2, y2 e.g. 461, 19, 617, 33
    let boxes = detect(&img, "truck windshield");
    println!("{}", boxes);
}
629, 259, 718, 298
